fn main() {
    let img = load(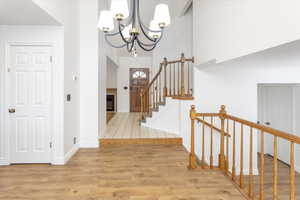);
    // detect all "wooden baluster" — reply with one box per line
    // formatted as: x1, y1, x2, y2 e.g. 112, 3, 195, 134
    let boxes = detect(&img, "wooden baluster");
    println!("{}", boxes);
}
259, 131, 265, 200
226, 119, 229, 175
290, 142, 295, 200
232, 121, 236, 181
249, 127, 254, 198
187, 61, 190, 96
140, 91, 143, 120
191, 57, 194, 96
163, 58, 167, 97
210, 116, 214, 169
169, 63, 172, 96
272, 136, 278, 200
159, 73, 162, 103
180, 53, 185, 96
240, 124, 244, 188
188, 105, 197, 169
173, 64, 175, 96
219, 105, 226, 170
155, 79, 159, 108
152, 85, 155, 110
177, 63, 180, 96
201, 116, 205, 168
